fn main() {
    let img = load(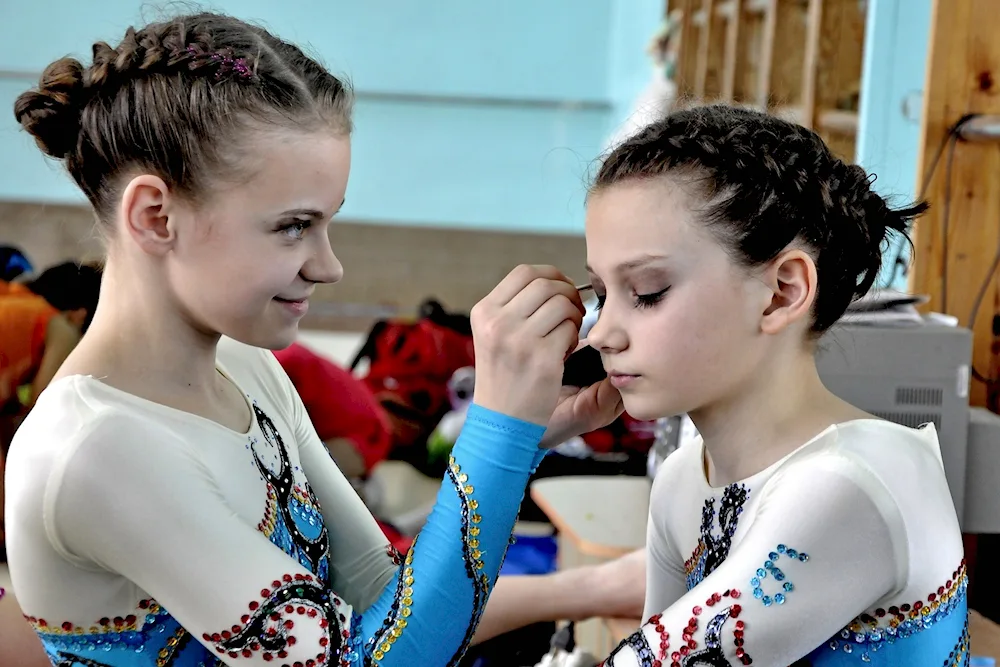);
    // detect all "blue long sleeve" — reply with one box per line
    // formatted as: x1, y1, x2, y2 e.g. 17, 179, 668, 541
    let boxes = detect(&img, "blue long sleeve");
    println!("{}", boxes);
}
343, 404, 546, 665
